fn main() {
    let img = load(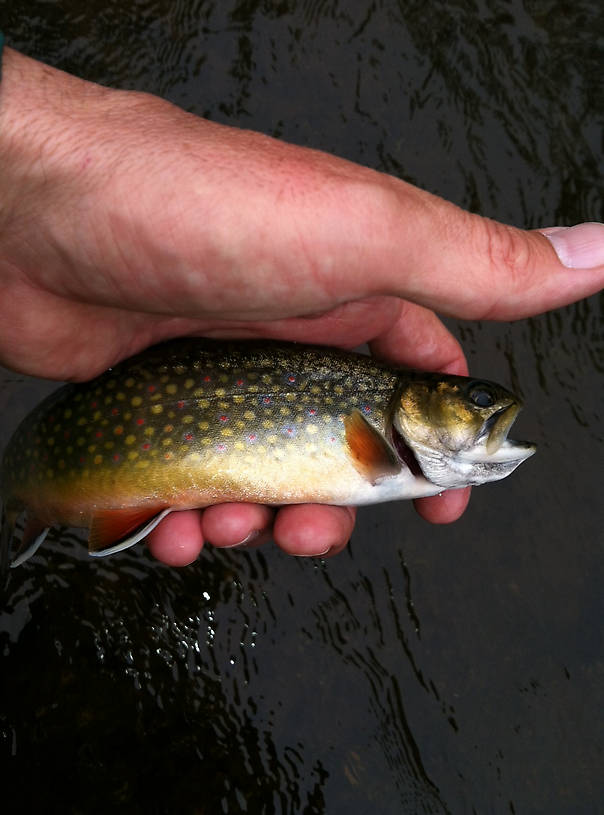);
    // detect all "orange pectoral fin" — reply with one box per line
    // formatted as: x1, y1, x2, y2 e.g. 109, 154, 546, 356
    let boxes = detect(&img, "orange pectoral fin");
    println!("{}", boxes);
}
344, 410, 401, 484
88, 507, 173, 557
